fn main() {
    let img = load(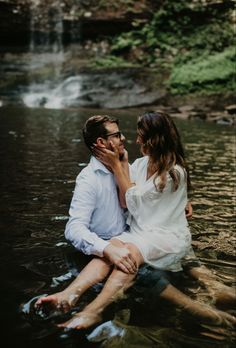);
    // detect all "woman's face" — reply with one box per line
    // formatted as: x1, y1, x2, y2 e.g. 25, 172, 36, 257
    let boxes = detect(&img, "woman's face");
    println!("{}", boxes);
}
136, 130, 147, 155
136, 128, 144, 145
